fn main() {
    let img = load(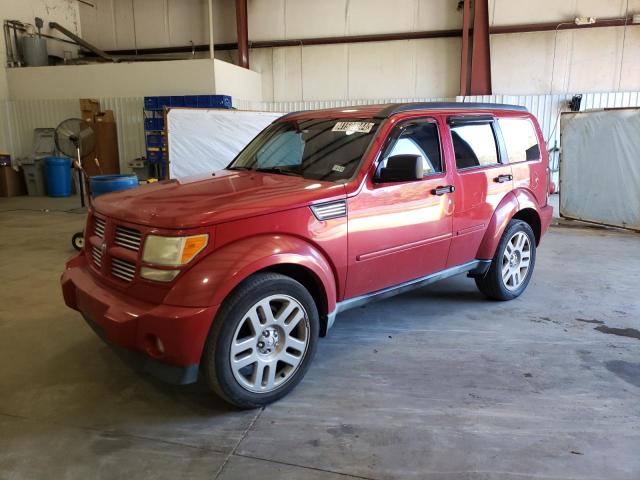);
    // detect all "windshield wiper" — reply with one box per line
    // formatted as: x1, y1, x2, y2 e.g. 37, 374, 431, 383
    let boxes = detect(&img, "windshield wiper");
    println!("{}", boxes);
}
255, 167, 302, 177
227, 166, 252, 171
